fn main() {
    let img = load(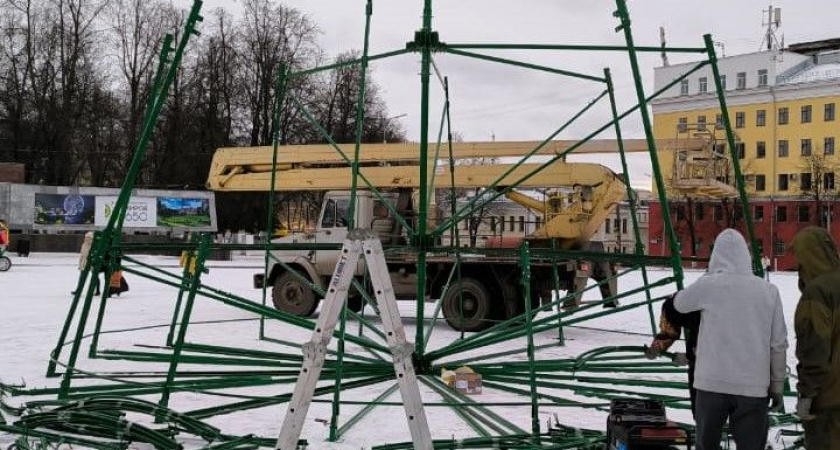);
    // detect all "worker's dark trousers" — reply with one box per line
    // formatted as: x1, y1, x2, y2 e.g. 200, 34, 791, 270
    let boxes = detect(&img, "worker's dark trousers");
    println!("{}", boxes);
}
694, 389, 768, 450
803, 409, 840, 449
